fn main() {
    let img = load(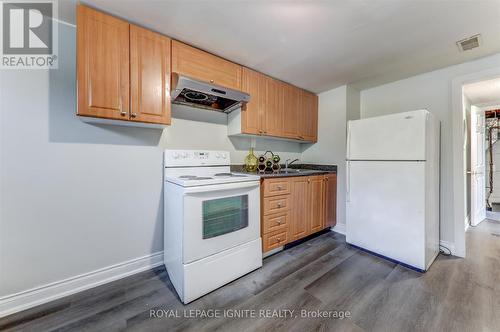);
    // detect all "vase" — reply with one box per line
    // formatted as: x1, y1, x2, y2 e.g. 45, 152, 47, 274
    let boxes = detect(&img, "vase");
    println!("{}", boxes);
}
244, 148, 258, 172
